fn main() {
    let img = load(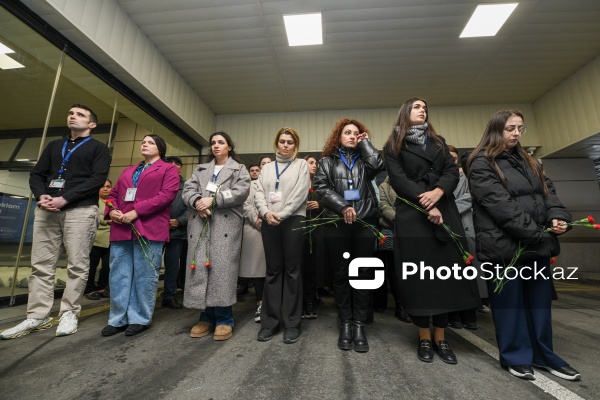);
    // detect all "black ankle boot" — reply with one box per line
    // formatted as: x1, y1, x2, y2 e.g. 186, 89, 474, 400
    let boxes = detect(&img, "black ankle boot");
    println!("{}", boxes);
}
352, 321, 369, 352
337, 320, 353, 351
